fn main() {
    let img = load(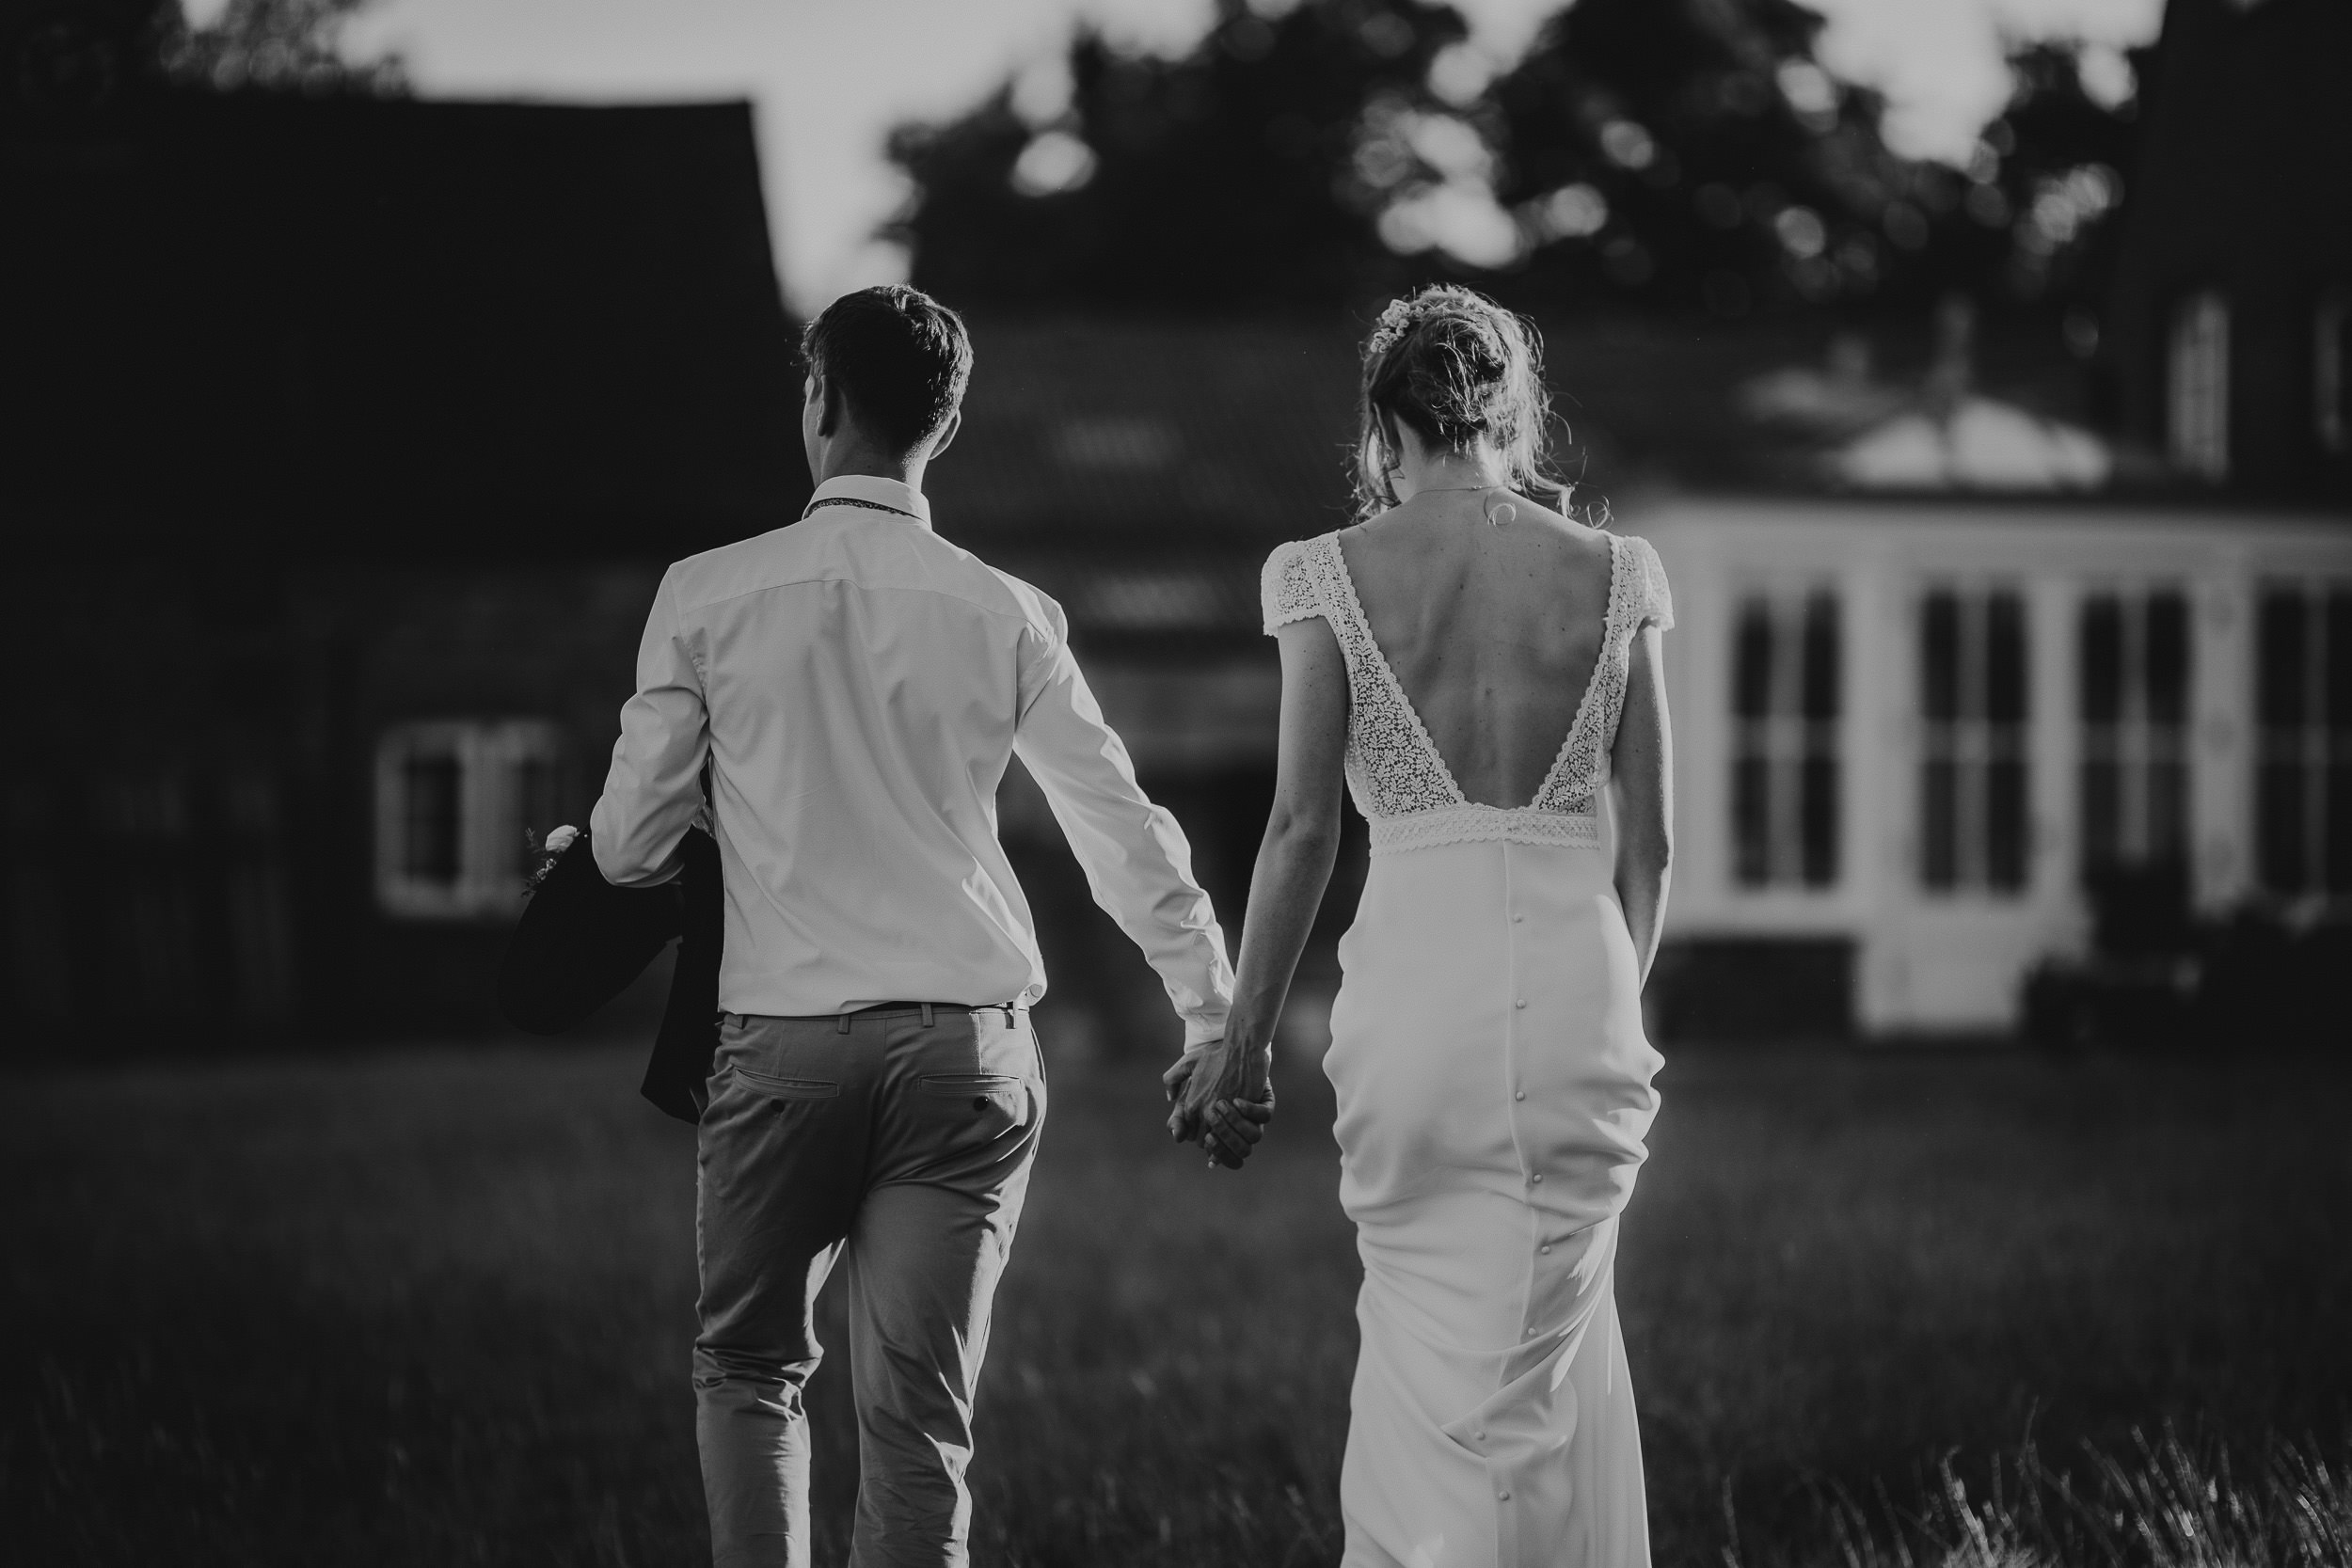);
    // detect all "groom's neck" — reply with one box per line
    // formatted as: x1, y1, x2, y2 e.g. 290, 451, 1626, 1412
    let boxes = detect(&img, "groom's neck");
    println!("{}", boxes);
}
813, 439, 928, 494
